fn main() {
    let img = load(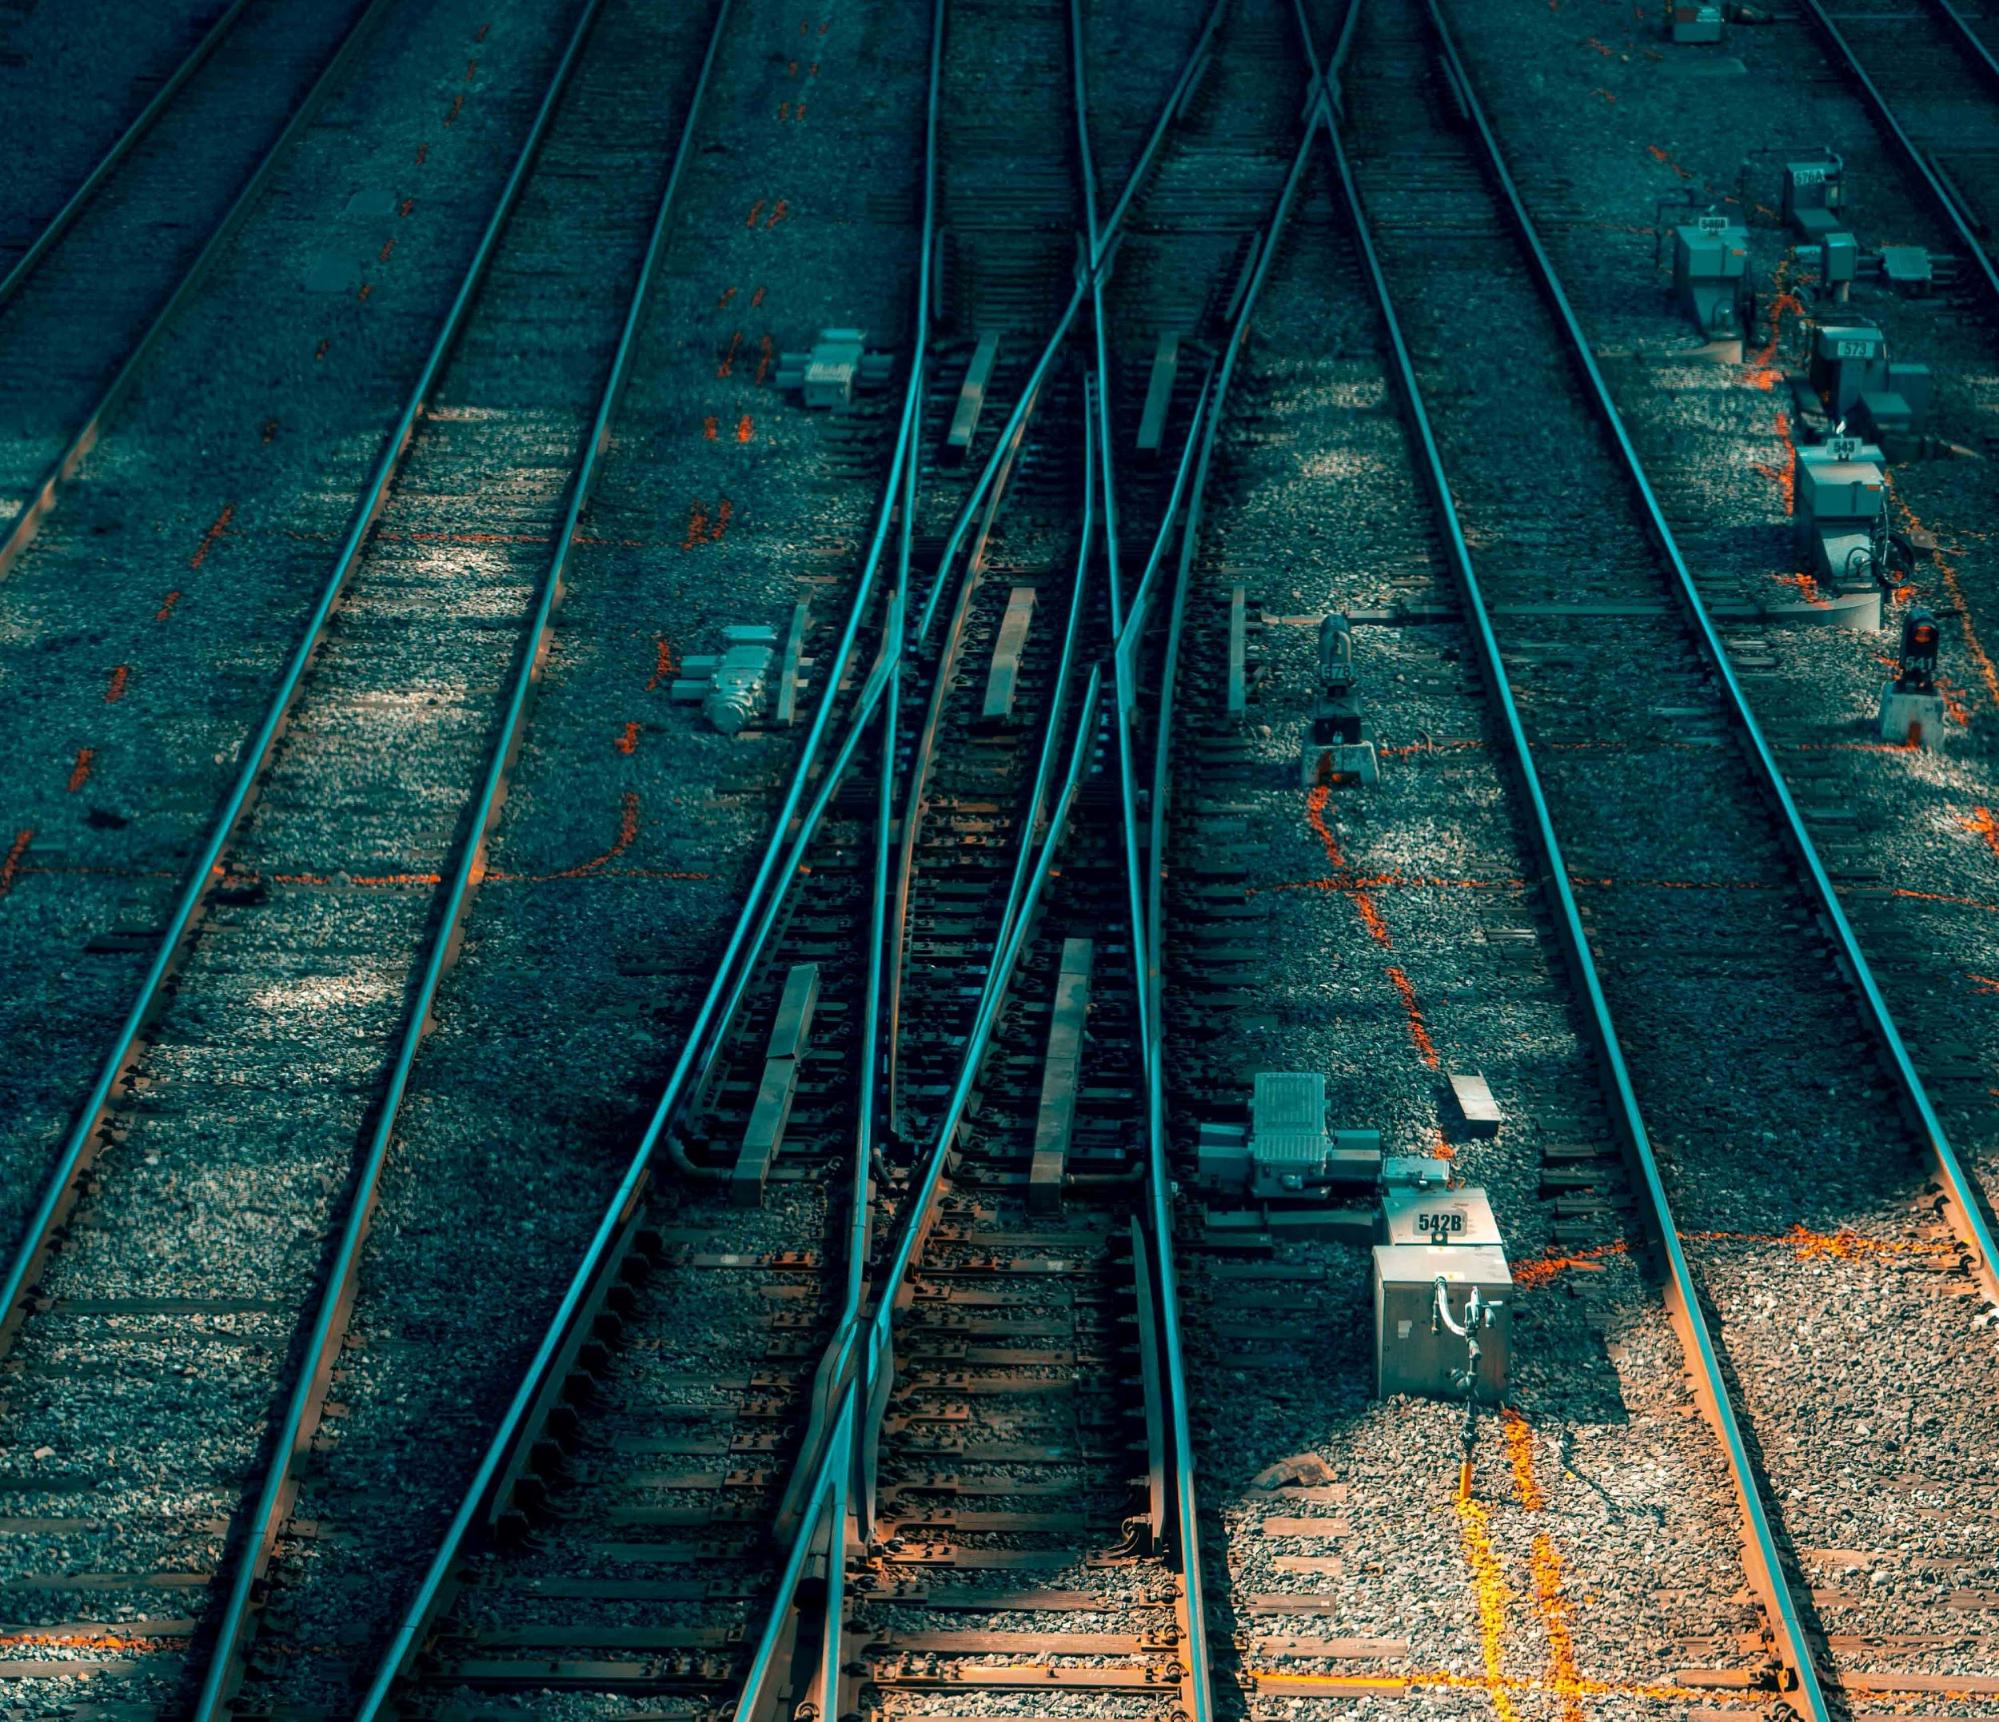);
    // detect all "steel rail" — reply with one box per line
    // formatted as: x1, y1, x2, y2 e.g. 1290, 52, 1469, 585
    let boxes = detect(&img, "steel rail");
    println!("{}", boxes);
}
774, 363, 942, 1559
1434, 0, 1999, 1304
756, 18, 1319, 1707
352, 0, 950, 1697
910, 0, 1232, 645
0, 0, 393, 579
1922, 0, 1999, 92
1118, 91, 1320, 1722
1092, 10, 1407, 1702
377, 4, 1226, 1702
766, 410, 1095, 1689
766, 586, 912, 1542
872, 362, 1091, 1502
0, 0, 259, 309
1308, 0, 1833, 1703
1093, 300, 1125, 632
1111, 361, 1213, 1064
770, 565, 919, 1546
913, 281, 1085, 646
1794, 0, 1999, 315
731, 667, 1107, 1722
889, 0, 1151, 1115
880, 392, 1101, 1321
0, 0, 607, 1365
985, 387, 1099, 1010
1315, 69, 1835, 1718
187, 3, 736, 1711
807, 590, 905, 1652
871, 0, 1232, 1511
354, 518, 903, 1715
1067, 0, 1127, 632
668, 627, 905, 1187
808, 1387, 855, 1722
790, 533, 911, 1699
